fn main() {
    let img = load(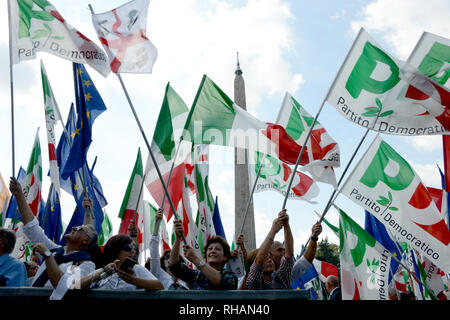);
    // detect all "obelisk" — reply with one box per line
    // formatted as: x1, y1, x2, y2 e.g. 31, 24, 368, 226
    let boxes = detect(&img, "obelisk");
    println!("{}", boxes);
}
234, 53, 256, 251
